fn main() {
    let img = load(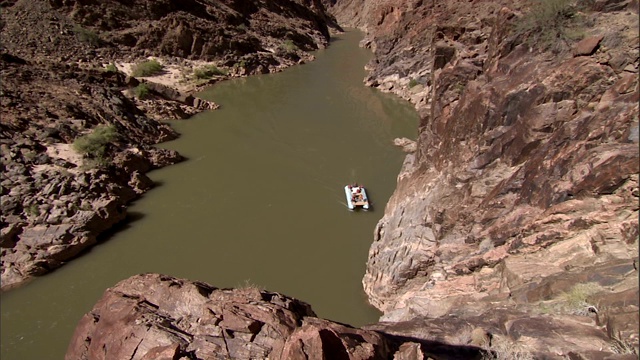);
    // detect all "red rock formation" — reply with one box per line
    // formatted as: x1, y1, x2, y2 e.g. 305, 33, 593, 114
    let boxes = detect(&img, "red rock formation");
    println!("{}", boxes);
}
65, 274, 392, 360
